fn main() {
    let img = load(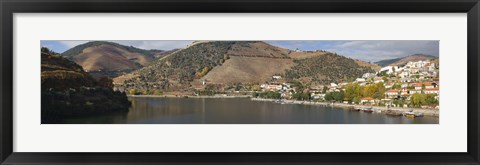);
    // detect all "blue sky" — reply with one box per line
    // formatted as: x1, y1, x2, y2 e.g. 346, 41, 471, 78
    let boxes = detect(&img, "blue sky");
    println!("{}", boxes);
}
41, 40, 439, 62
